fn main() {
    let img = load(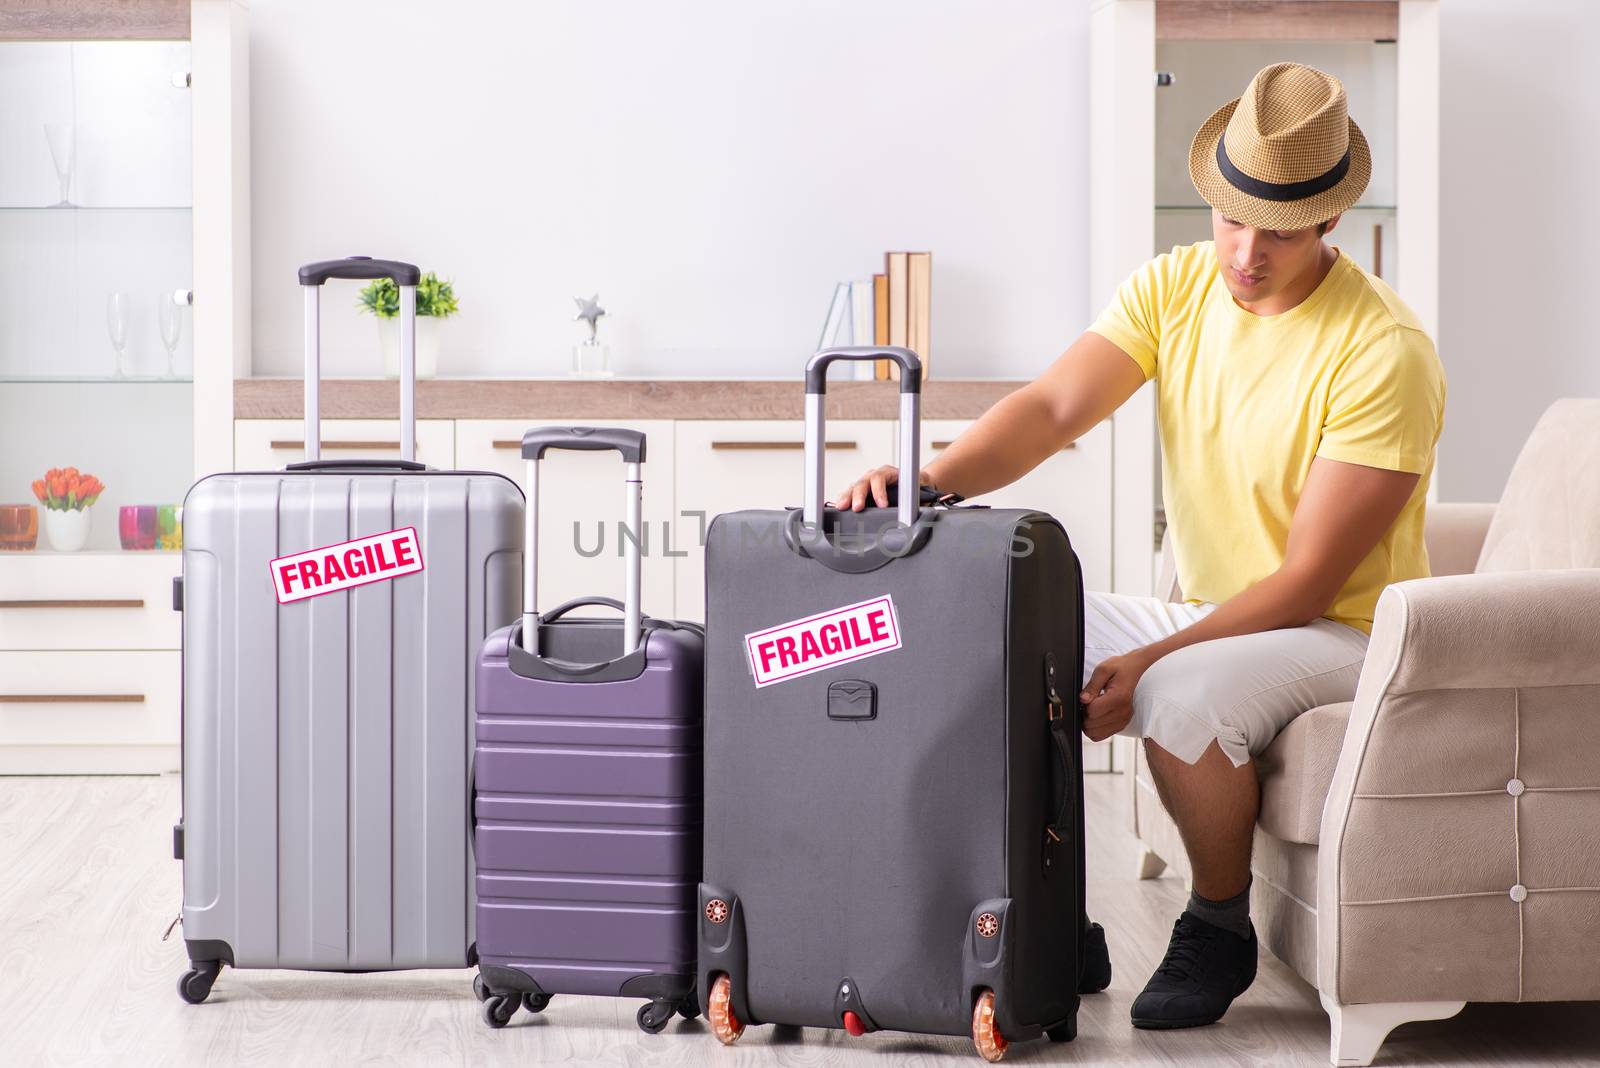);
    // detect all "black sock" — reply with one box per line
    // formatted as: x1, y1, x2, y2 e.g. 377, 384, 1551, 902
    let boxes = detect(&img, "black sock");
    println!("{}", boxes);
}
1184, 882, 1252, 940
